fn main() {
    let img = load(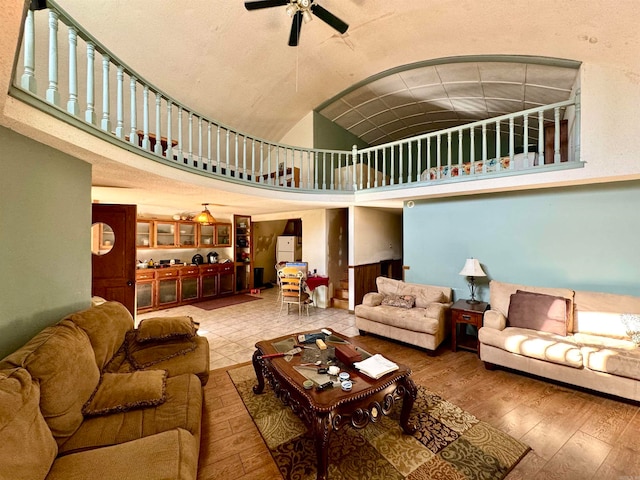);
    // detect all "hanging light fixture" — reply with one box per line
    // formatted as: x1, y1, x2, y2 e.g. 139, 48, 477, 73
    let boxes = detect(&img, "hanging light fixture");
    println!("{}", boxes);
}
195, 203, 216, 225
